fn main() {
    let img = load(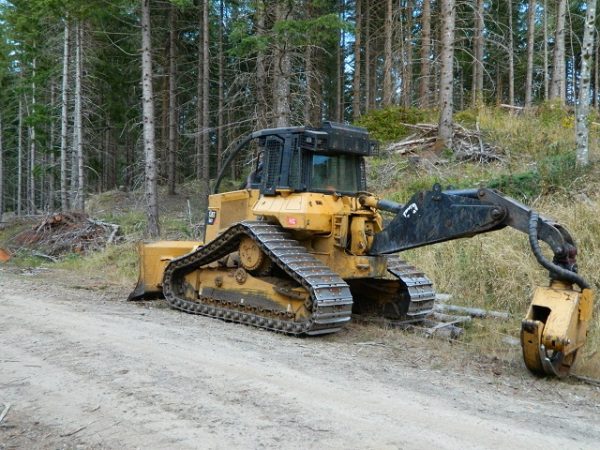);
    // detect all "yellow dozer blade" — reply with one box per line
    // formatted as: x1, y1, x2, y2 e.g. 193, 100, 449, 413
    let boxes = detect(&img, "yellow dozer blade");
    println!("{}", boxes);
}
128, 241, 201, 300
521, 281, 594, 378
